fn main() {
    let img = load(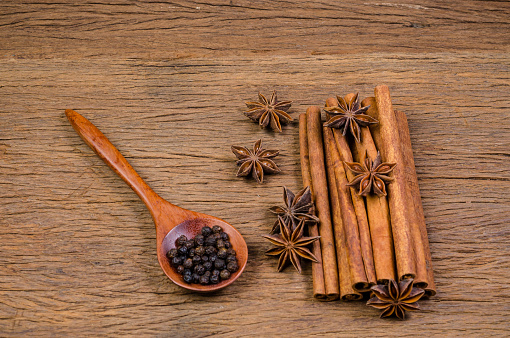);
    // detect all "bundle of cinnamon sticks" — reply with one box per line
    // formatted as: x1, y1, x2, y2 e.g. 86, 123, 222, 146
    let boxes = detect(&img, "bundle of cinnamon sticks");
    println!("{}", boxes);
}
299, 85, 435, 301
